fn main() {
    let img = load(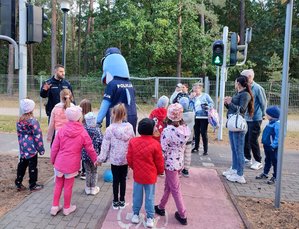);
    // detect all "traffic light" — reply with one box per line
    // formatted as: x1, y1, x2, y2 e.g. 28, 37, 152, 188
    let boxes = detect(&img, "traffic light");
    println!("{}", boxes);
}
212, 40, 224, 66
27, 5, 48, 44
230, 32, 238, 66
0, 0, 16, 40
